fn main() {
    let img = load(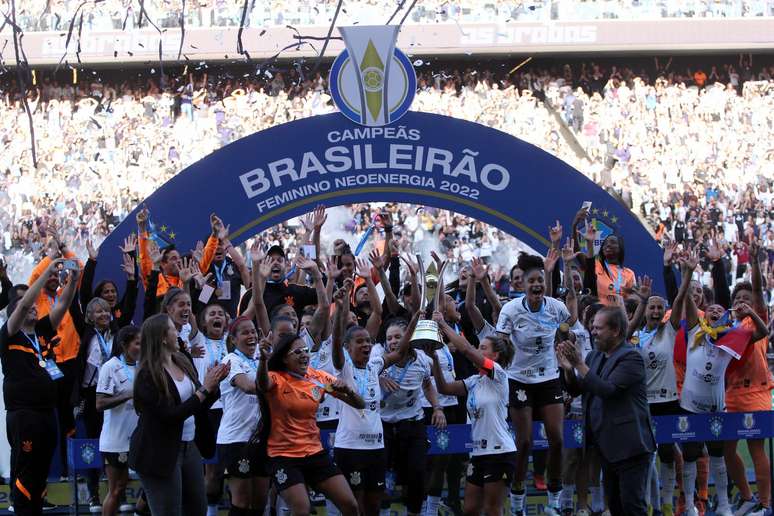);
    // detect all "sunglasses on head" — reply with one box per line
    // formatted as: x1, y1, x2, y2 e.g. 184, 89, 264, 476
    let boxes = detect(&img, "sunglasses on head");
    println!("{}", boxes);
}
290, 346, 310, 356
